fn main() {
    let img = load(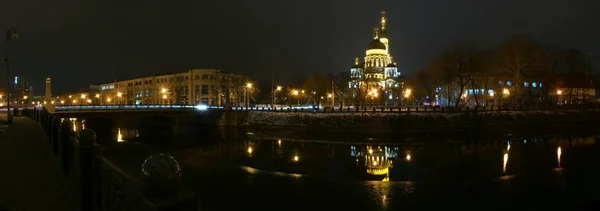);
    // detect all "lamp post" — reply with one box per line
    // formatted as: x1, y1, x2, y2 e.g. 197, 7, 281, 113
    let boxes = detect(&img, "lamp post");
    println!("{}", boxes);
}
5, 27, 19, 124
274, 86, 282, 107
245, 83, 253, 108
